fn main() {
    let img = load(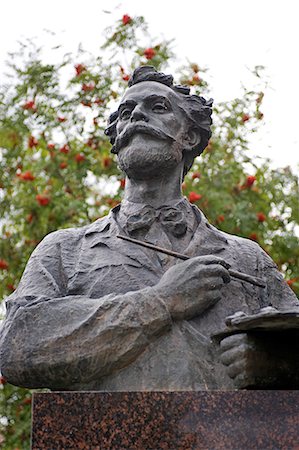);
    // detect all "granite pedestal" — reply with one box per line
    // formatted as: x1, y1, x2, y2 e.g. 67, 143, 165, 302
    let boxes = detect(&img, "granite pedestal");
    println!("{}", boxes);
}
31, 391, 299, 449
